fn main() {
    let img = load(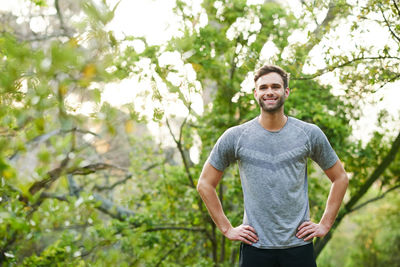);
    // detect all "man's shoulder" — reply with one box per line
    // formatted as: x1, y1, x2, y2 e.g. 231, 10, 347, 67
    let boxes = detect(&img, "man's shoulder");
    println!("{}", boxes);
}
222, 118, 257, 138
289, 116, 320, 133
289, 117, 328, 145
